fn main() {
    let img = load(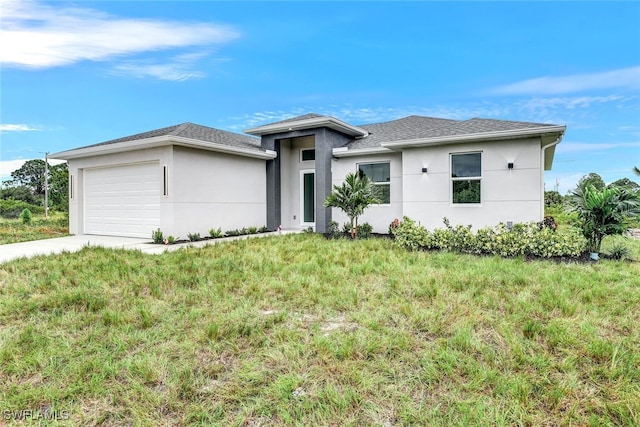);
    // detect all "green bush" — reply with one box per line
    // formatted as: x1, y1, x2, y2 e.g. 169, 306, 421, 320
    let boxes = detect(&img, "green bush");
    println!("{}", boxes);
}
187, 232, 201, 242
20, 208, 33, 224
393, 217, 586, 258
0, 200, 43, 218
357, 222, 373, 239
